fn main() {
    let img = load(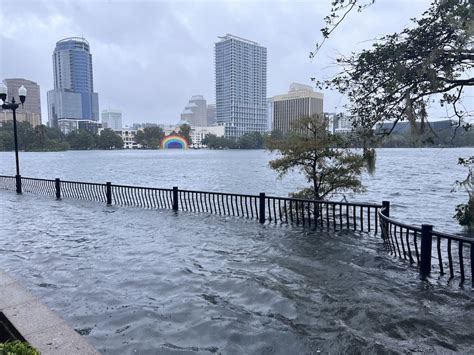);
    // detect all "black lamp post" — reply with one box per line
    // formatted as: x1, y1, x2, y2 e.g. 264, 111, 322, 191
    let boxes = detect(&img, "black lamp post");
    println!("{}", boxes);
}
0, 82, 27, 193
